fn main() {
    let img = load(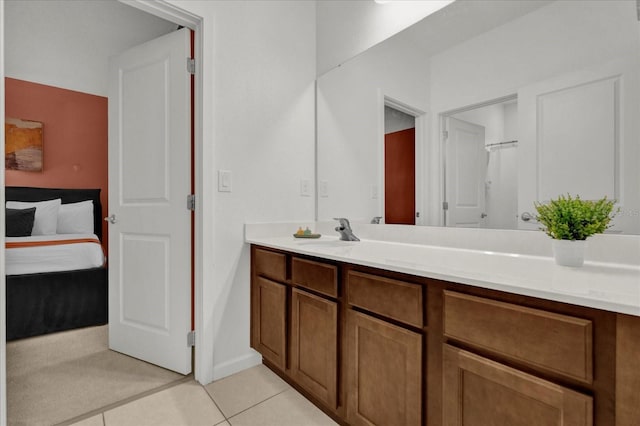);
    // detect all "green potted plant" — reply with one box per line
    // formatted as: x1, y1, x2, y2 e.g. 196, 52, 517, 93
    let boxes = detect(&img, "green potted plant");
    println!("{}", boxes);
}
534, 194, 617, 266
